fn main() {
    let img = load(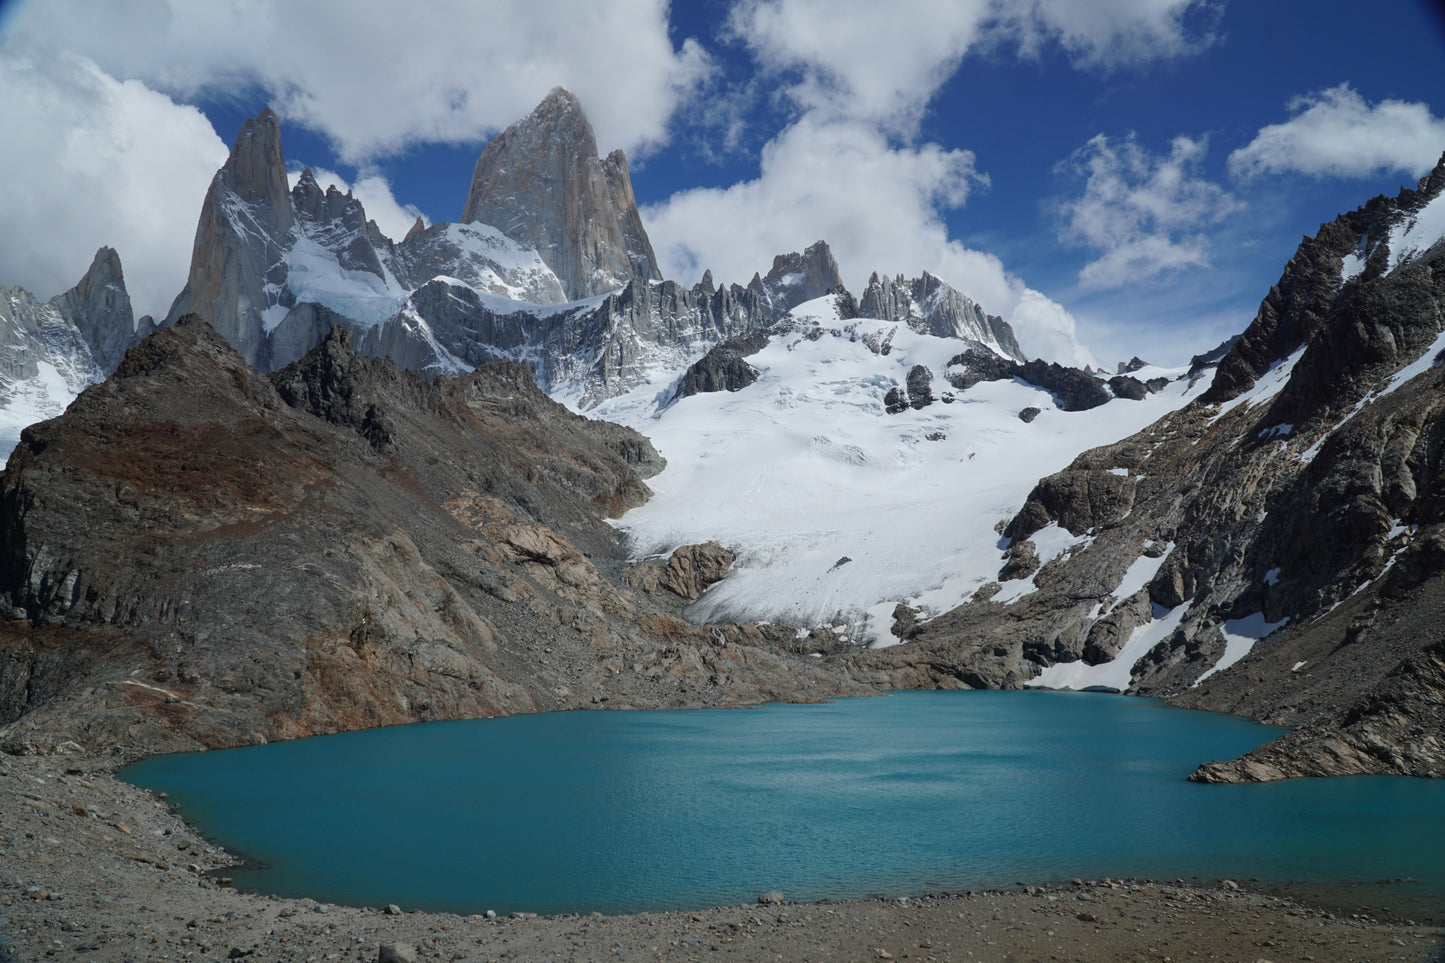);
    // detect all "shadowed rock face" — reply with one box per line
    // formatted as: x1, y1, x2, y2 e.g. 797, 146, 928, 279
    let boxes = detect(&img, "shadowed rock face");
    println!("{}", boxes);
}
0, 319, 870, 756
461, 88, 662, 299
